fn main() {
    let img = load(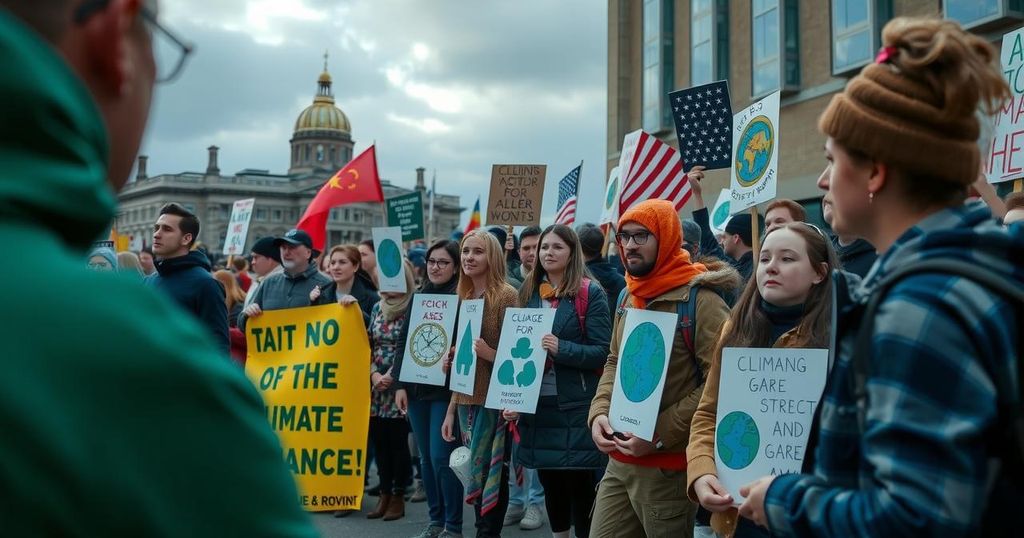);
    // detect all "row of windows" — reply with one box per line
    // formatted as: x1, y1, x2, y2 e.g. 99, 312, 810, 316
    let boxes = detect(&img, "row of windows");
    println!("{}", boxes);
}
642, 0, 1021, 131
292, 143, 352, 166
